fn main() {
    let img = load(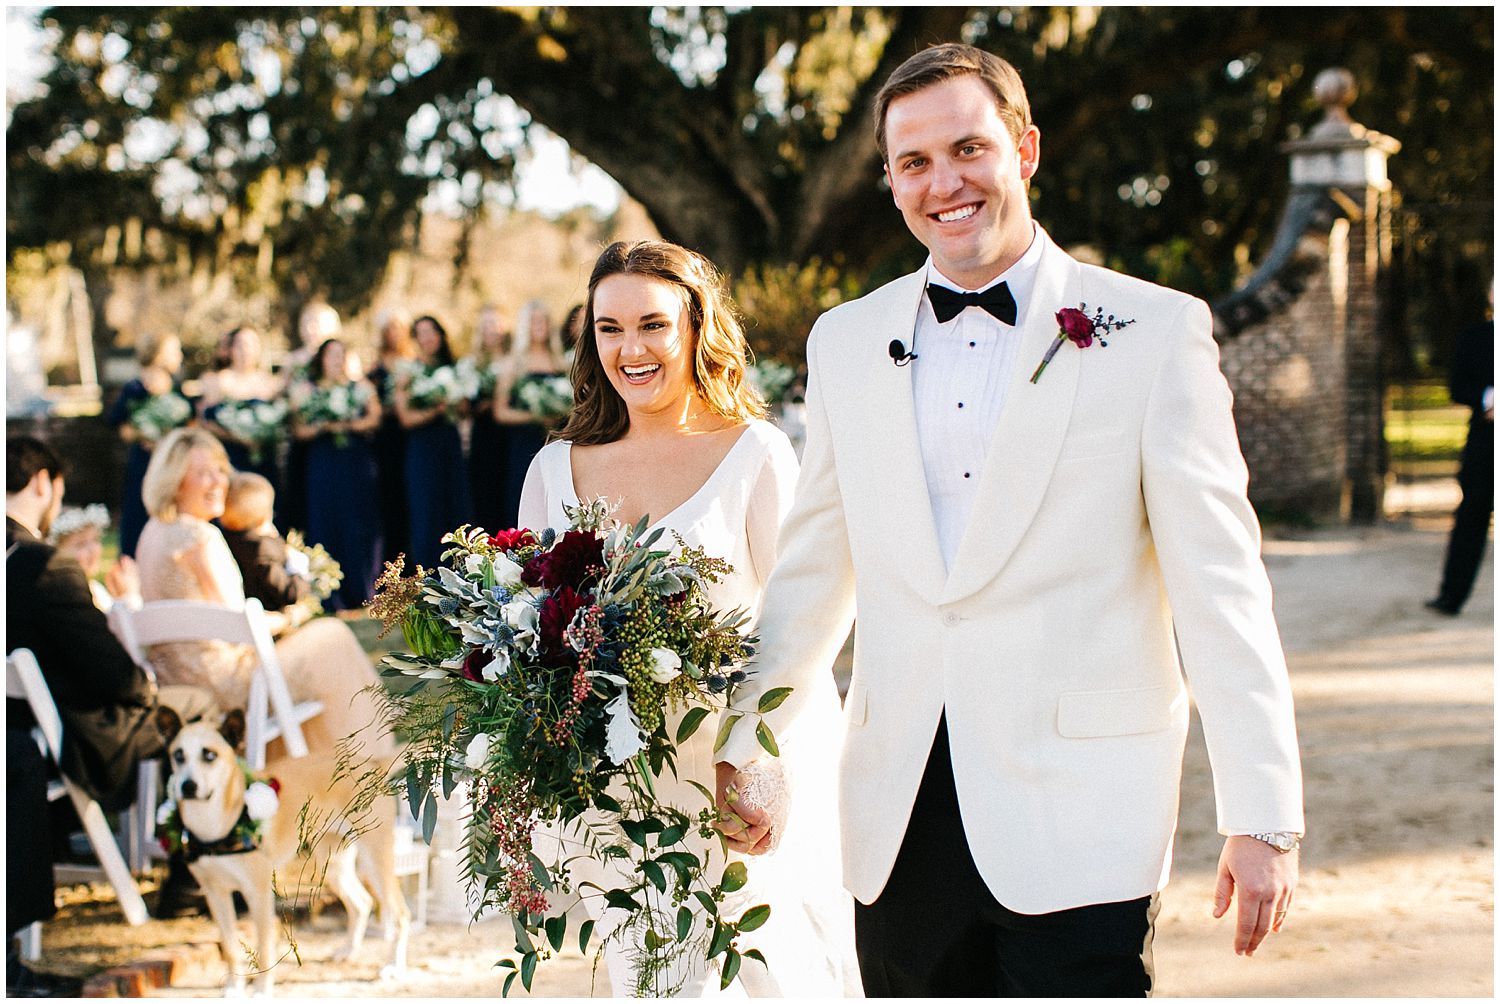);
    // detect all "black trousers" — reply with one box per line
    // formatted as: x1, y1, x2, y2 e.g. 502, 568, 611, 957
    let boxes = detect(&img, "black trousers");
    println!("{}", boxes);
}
1437, 417, 1493, 612
855, 717, 1158, 997
7, 728, 55, 936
